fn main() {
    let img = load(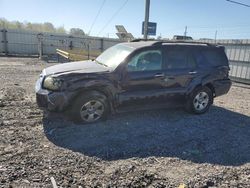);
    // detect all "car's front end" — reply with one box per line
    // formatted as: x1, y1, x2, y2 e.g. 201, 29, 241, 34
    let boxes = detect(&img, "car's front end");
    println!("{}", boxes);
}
35, 69, 75, 111
35, 59, 112, 112
35, 43, 135, 113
